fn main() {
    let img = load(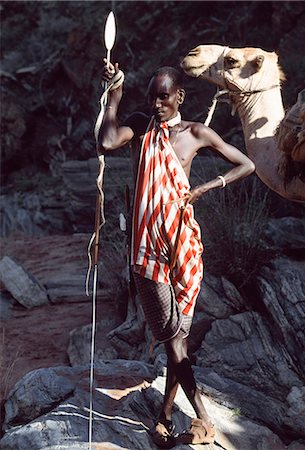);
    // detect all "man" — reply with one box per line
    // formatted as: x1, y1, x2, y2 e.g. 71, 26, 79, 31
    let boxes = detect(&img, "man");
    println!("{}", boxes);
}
98, 60, 255, 448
